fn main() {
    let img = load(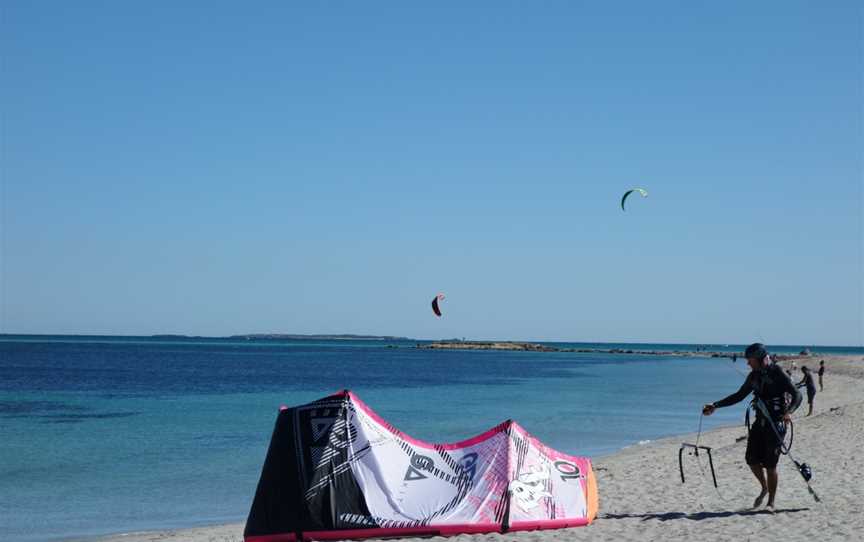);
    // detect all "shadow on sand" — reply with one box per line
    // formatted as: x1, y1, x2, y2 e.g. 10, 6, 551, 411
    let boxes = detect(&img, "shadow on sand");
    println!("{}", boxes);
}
603, 508, 809, 522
